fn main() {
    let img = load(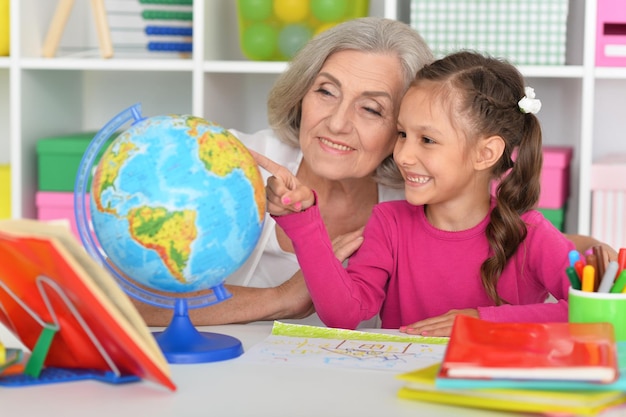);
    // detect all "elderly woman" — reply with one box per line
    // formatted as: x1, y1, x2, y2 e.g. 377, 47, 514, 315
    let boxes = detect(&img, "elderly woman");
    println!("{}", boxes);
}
137, 17, 614, 327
